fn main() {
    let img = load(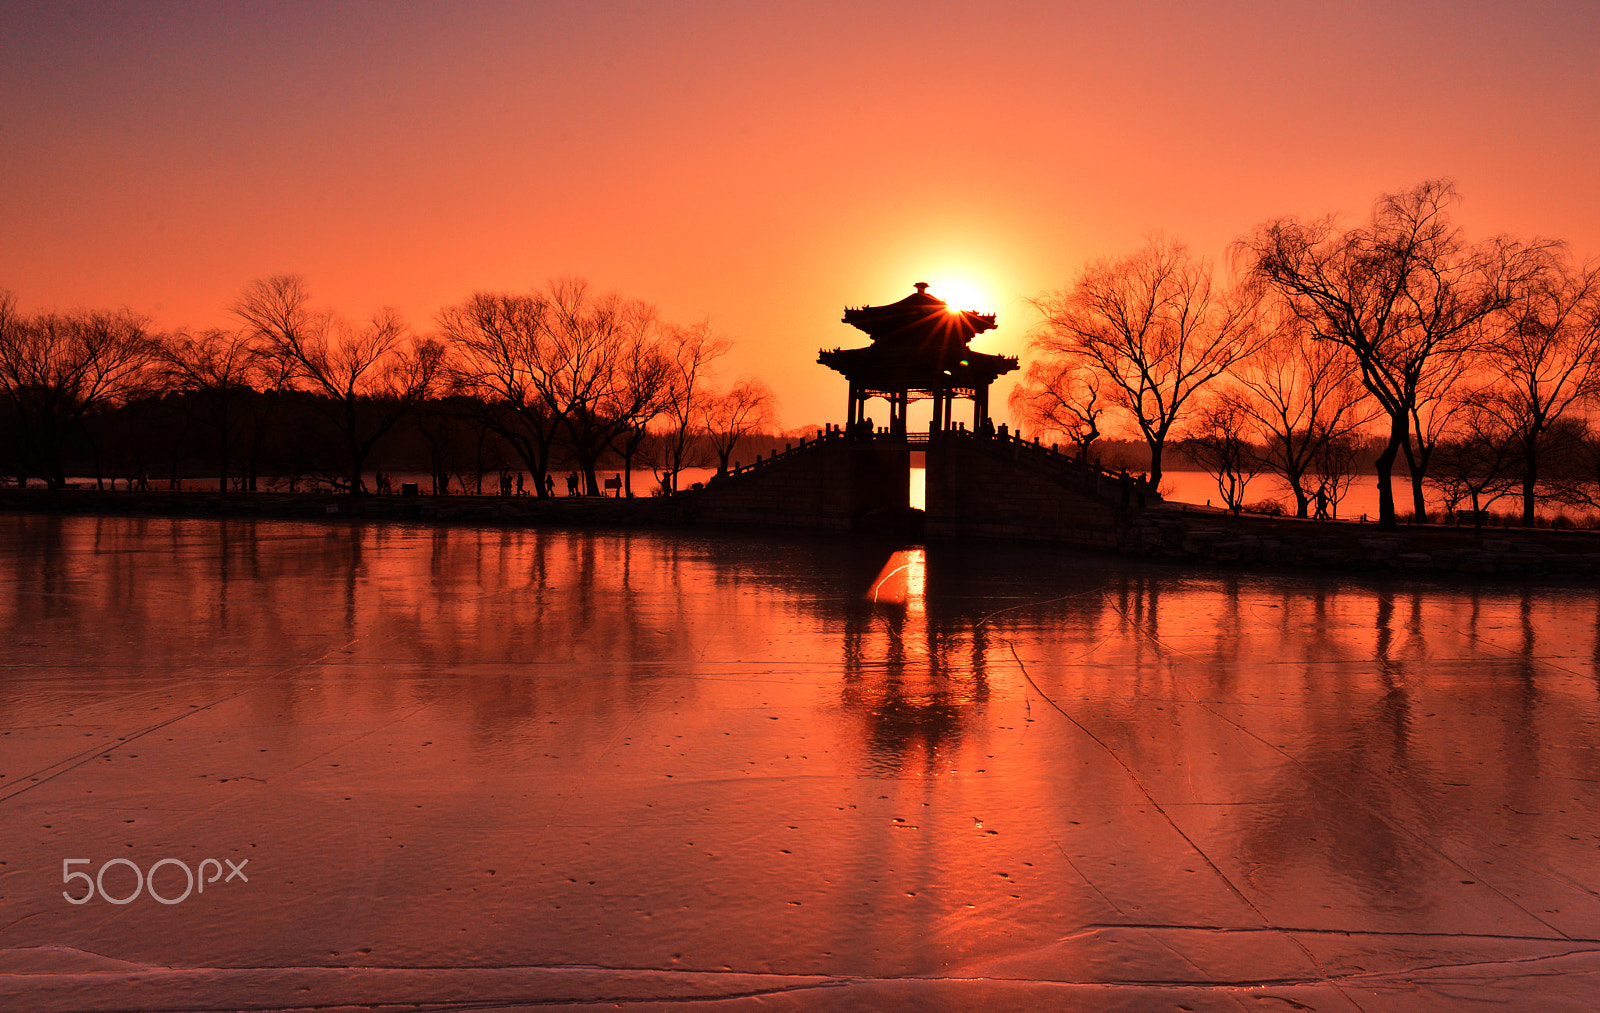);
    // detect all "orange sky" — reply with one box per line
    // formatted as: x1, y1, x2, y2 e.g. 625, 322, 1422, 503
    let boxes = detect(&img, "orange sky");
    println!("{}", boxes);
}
3, 1, 1598, 429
